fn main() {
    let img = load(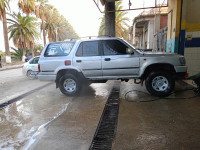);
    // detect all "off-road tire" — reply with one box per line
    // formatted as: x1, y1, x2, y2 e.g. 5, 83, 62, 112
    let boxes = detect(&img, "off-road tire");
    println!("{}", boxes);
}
145, 71, 175, 97
59, 74, 81, 96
